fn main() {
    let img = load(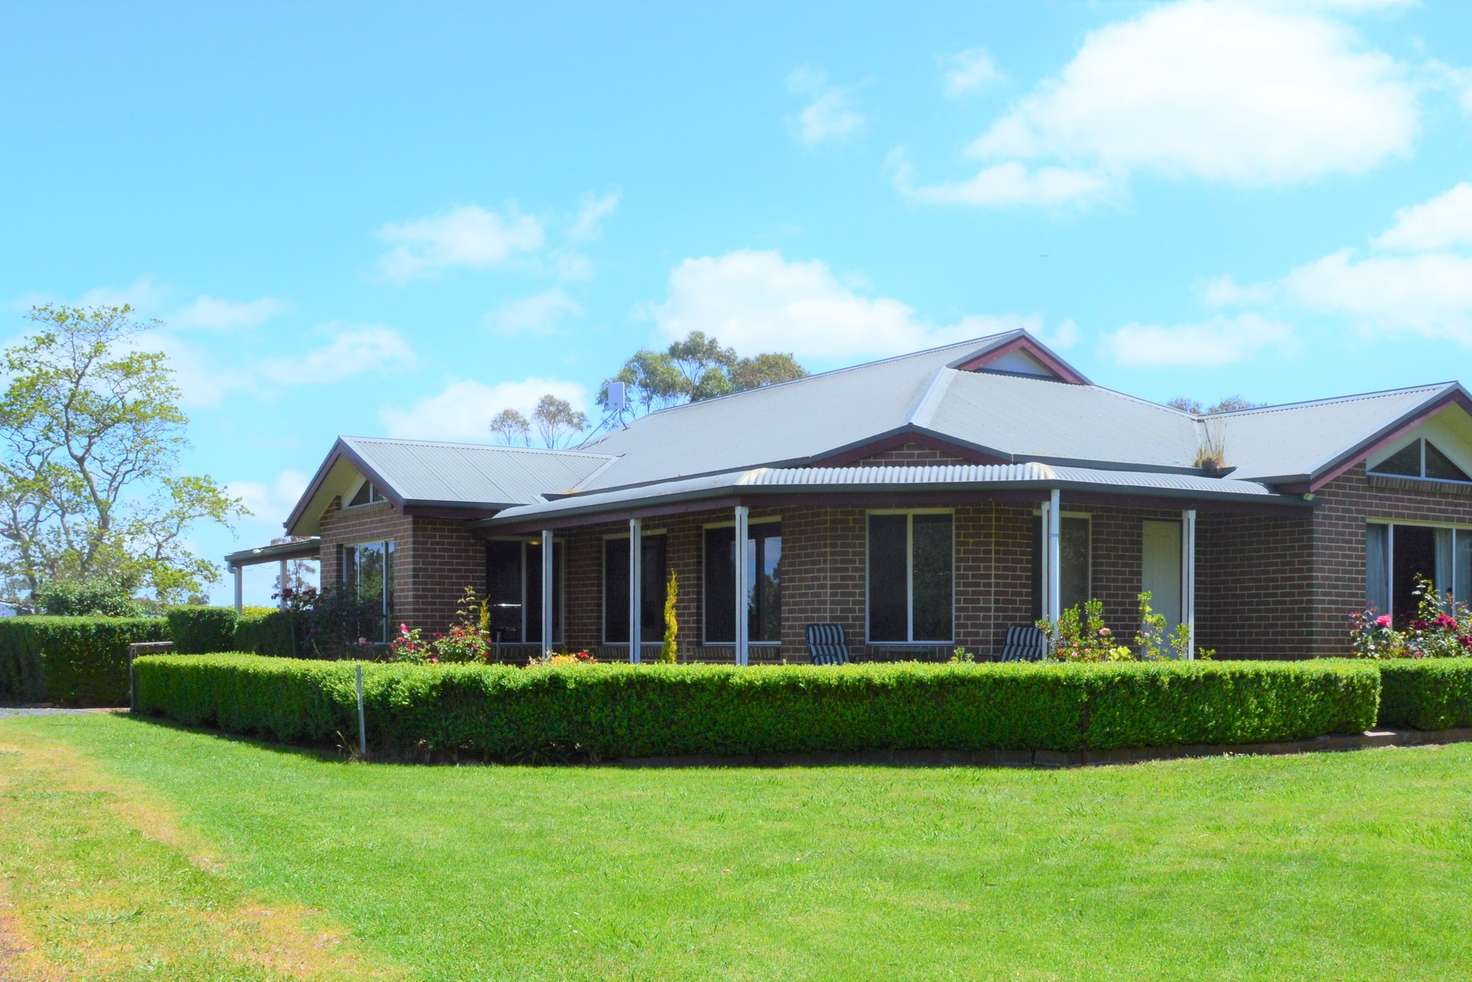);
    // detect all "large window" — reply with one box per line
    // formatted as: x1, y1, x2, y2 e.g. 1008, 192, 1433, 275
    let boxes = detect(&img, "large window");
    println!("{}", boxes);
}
1031, 514, 1092, 618
704, 521, 782, 644
485, 539, 564, 643
1367, 522, 1472, 624
867, 512, 953, 643
1369, 439, 1472, 483
603, 534, 668, 644
340, 540, 395, 642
